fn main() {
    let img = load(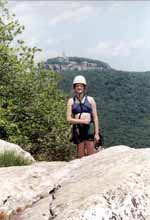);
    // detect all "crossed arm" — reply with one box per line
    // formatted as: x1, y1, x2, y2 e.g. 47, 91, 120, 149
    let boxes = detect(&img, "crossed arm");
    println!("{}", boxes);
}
66, 98, 90, 125
66, 97, 100, 140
